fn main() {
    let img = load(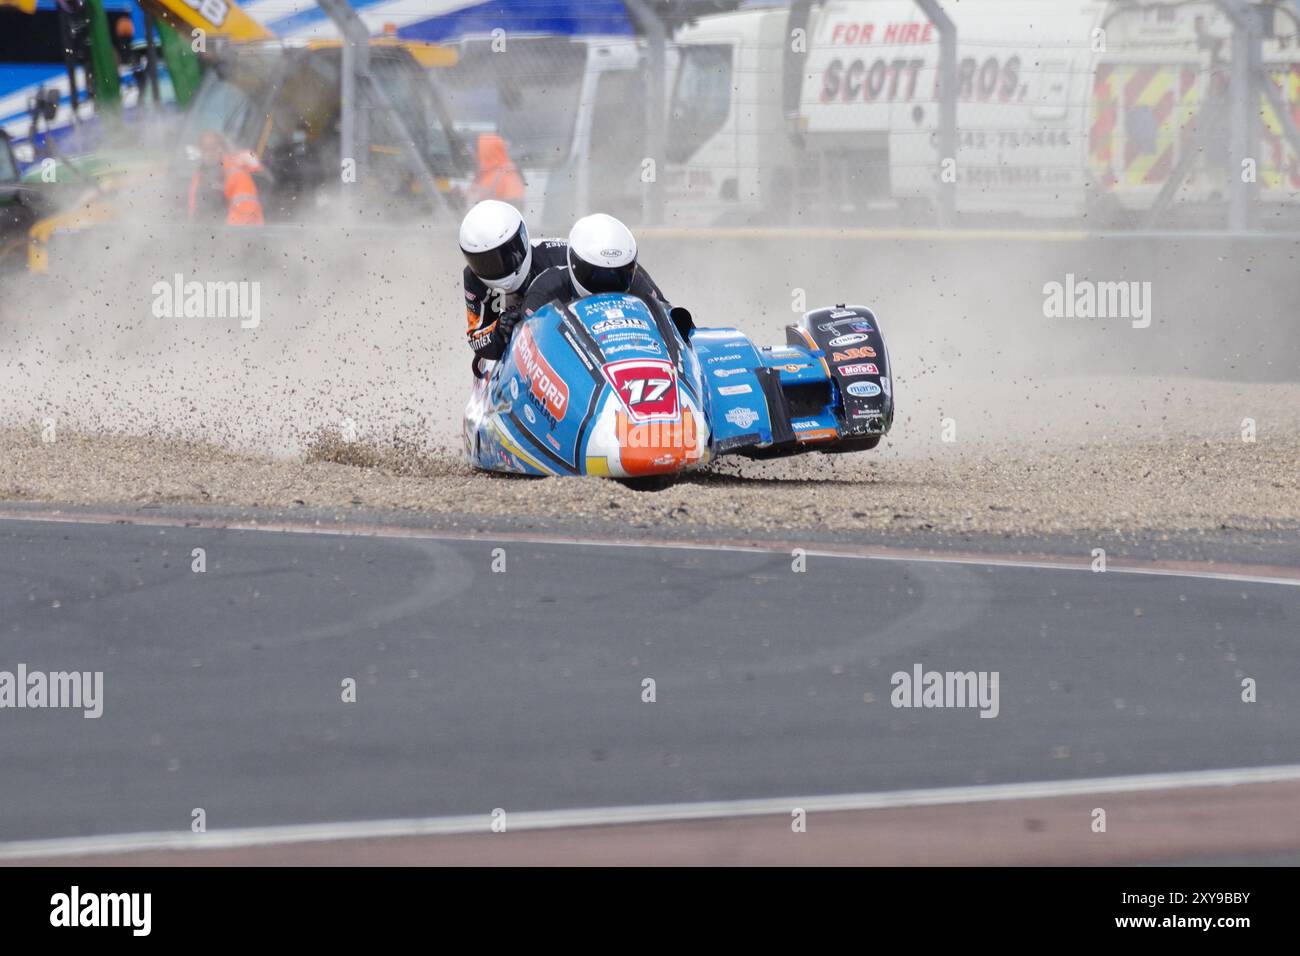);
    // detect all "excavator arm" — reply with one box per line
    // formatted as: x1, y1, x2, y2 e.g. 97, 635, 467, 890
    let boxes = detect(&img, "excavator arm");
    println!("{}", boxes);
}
135, 0, 275, 43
